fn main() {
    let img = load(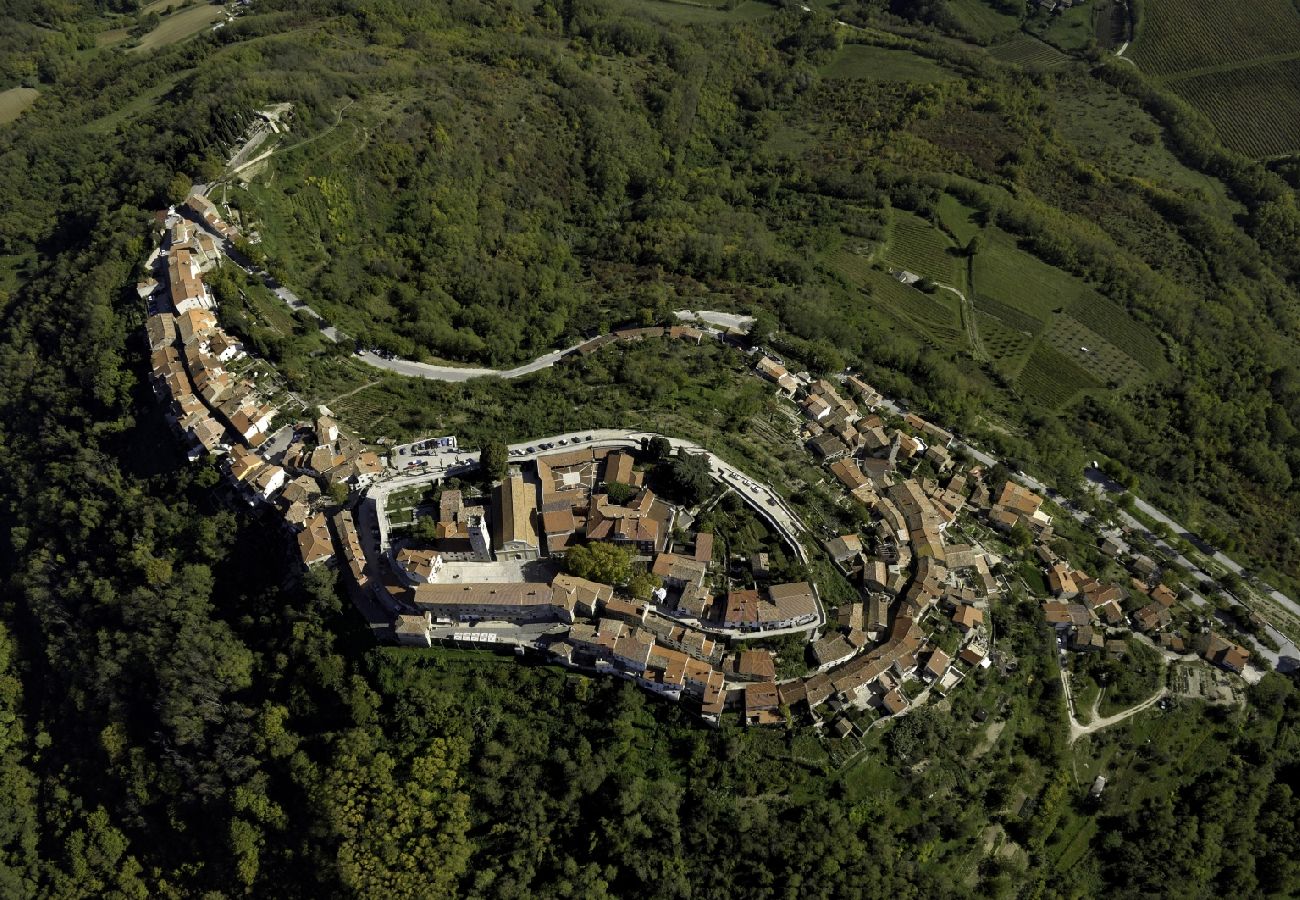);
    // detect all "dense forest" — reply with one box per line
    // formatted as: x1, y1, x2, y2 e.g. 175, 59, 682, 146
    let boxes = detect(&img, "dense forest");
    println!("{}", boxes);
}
0, 0, 1299, 896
